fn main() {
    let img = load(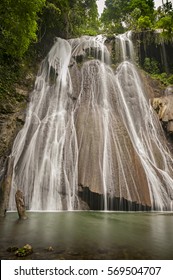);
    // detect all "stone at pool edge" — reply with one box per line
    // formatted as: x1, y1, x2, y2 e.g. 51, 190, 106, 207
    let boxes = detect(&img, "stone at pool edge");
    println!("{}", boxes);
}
15, 190, 28, 220
15, 244, 33, 257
